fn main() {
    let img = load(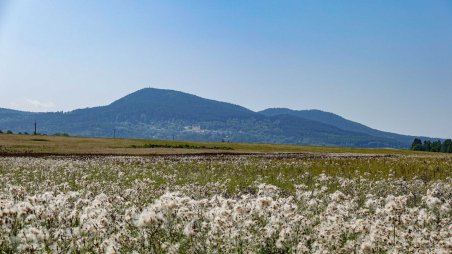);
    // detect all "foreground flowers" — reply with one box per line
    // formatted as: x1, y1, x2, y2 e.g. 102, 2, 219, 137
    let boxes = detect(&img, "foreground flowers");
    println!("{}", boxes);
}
0, 156, 451, 253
